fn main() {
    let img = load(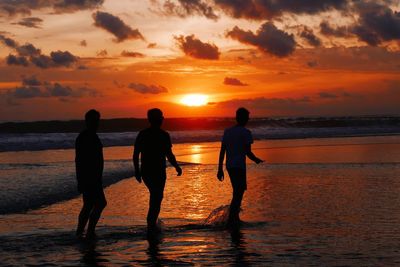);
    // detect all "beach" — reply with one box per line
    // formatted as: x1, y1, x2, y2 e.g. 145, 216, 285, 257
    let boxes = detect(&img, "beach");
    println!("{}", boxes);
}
1, 136, 400, 266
